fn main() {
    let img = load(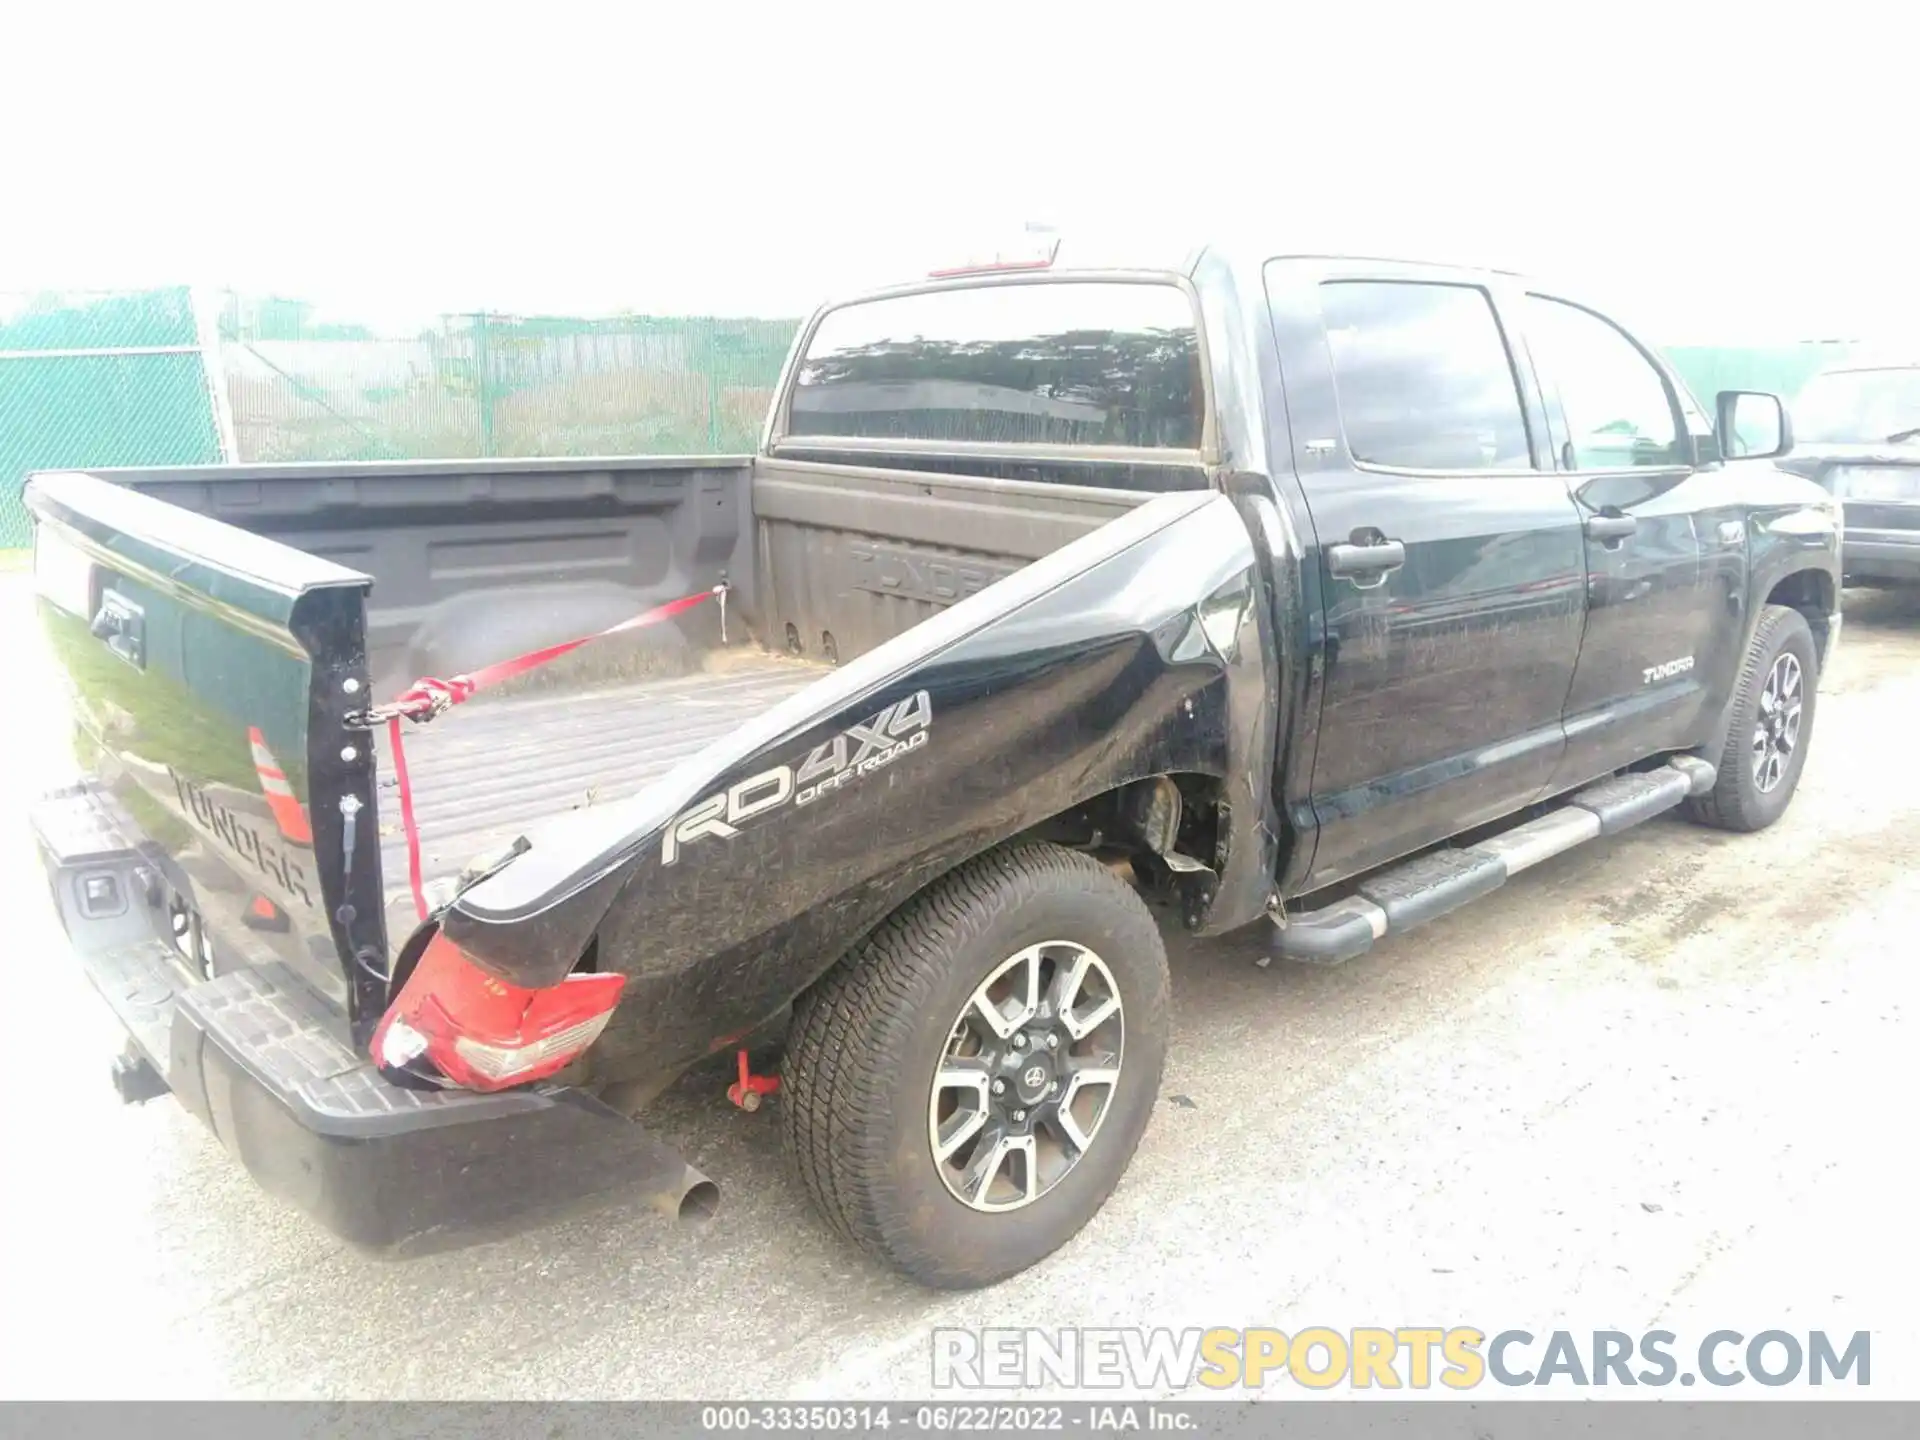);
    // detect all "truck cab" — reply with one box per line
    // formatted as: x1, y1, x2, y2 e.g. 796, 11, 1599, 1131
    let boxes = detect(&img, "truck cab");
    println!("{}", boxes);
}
1239, 250, 1837, 898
